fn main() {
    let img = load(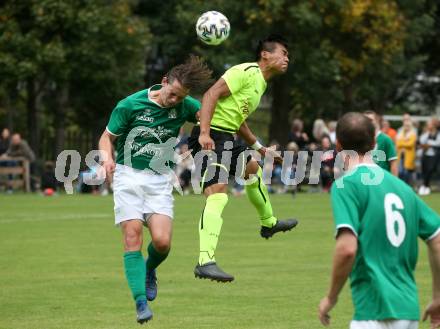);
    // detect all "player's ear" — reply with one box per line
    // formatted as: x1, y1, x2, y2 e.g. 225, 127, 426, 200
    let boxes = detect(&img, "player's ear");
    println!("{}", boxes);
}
161, 76, 168, 86
261, 50, 270, 60
336, 140, 342, 152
